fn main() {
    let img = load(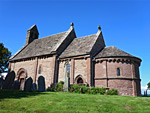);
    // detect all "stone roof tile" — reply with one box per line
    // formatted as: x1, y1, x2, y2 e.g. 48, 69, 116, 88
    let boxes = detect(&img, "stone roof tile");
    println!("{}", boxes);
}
59, 34, 97, 58
11, 31, 67, 60
95, 46, 139, 59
